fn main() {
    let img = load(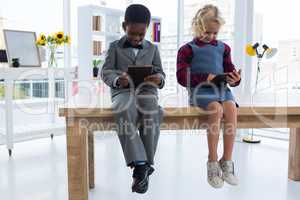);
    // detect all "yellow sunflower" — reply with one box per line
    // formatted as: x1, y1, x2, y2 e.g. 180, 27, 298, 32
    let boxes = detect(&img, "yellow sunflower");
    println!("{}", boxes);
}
64, 35, 71, 44
36, 34, 46, 46
54, 31, 65, 45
